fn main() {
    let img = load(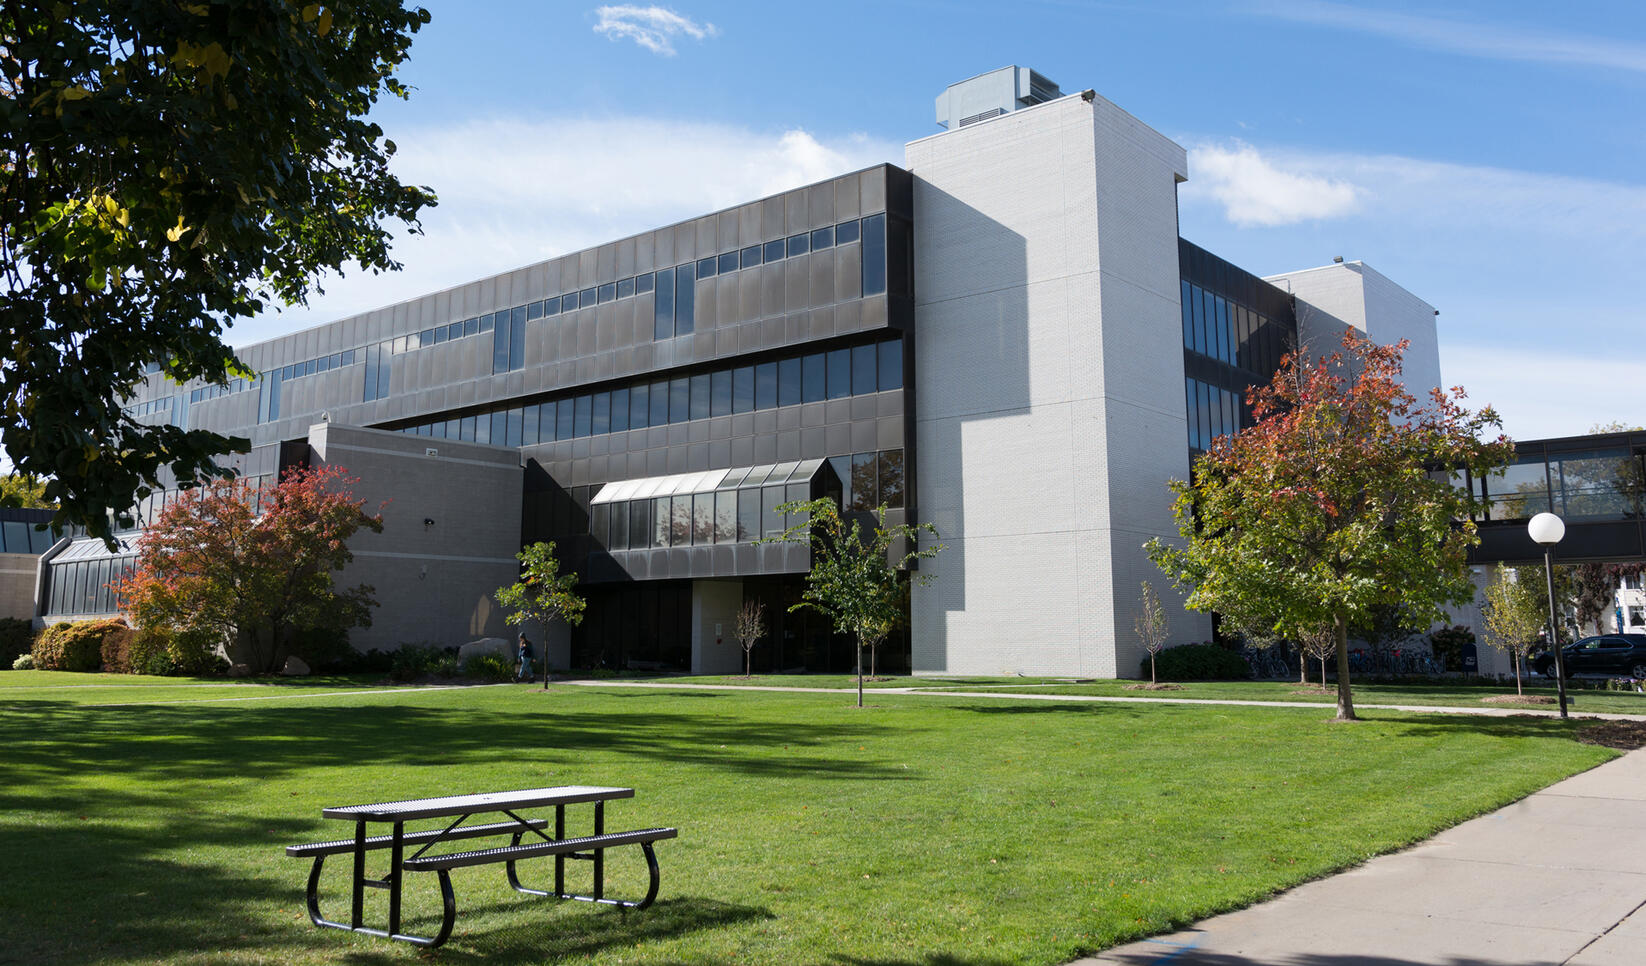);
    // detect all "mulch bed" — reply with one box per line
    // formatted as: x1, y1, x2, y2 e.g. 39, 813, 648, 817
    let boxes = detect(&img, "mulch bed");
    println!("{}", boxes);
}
1290, 687, 1334, 695
1124, 683, 1185, 691
1482, 694, 1556, 705
1576, 719, 1646, 750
